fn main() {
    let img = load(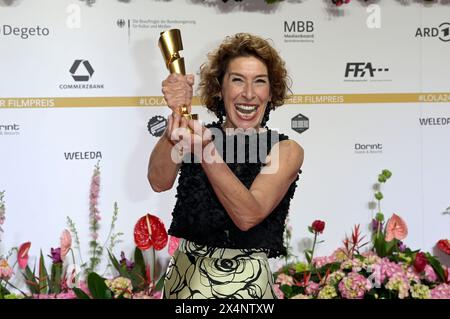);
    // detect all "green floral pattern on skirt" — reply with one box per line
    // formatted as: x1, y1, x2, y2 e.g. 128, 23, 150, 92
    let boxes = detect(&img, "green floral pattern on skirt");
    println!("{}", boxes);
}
163, 239, 277, 299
